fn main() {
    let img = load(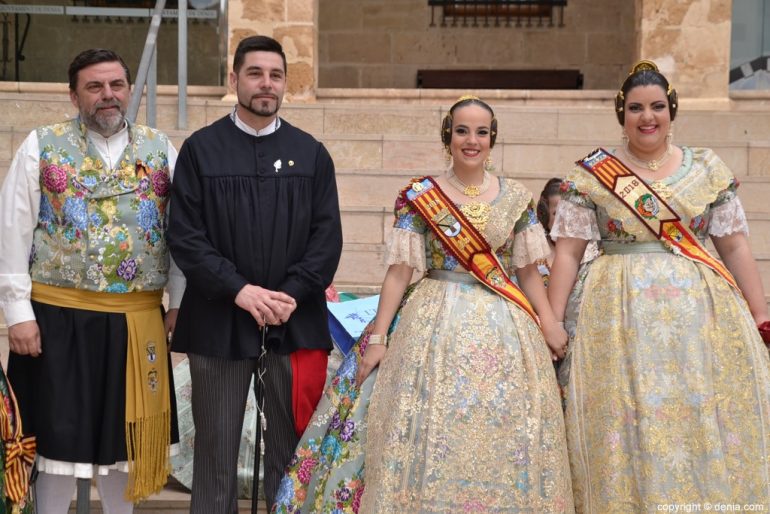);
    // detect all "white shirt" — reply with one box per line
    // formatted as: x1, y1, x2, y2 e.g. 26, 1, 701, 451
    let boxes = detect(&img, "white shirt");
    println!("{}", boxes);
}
0, 123, 186, 327
230, 106, 281, 136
